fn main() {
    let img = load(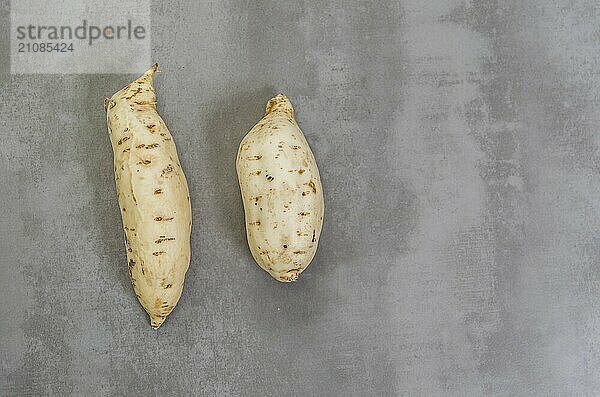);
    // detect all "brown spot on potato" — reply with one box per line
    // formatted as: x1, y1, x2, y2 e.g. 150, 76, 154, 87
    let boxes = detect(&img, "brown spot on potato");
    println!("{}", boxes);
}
293, 251, 306, 254
266, 175, 274, 182
298, 169, 305, 174
137, 159, 152, 165
117, 136, 130, 145
299, 212, 310, 216
152, 251, 166, 256
128, 259, 136, 269
154, 216, 174, 221
145, 143, 159, 149
155, 237, 175, 244
134, 100, 155, 106
161, 164, 174, 177
124, 87, 141, 100
291, 145, 301, 150
154, 189, 163, 194
312, 230, 316, 242
247, 155, 262, 160
122, 148, 130, 153
307, 180, 317, 193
